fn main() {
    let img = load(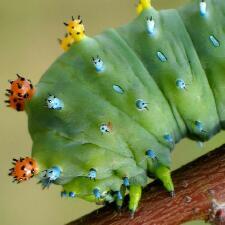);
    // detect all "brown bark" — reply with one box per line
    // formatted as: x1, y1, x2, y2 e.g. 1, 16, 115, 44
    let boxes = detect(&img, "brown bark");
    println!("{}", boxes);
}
67, 144, 225, 225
